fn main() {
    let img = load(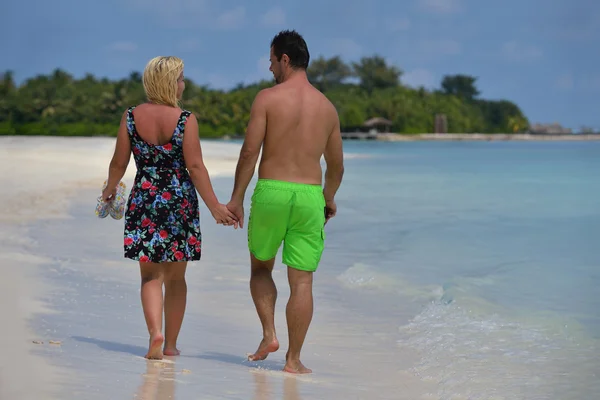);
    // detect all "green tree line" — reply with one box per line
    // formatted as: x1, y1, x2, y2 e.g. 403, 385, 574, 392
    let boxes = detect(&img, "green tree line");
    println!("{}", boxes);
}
0, 55, 529, 137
